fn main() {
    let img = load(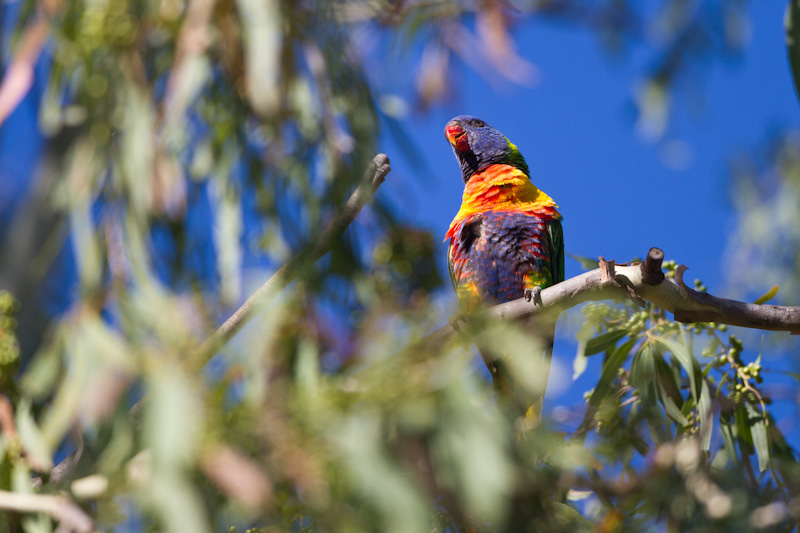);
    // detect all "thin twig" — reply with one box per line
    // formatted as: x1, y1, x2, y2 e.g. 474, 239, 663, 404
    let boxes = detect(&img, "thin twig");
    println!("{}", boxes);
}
54, 155, 389, 485
193, 153, 391, 368
0, 490, 97, 532
0, 19, 48, 126
128, 155, 389, 425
